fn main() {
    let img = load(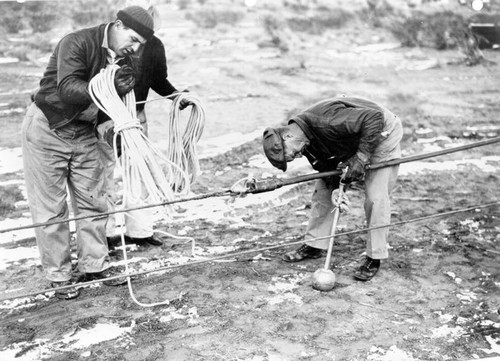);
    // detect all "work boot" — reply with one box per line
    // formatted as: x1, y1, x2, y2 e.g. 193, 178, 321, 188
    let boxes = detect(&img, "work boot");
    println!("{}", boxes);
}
50, 280, 80, 300
126, 234, 164, 247
80, 268, 127, 286
106, 235, 124, 249
353, 256, 380, 281
282, 244, 325, 262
